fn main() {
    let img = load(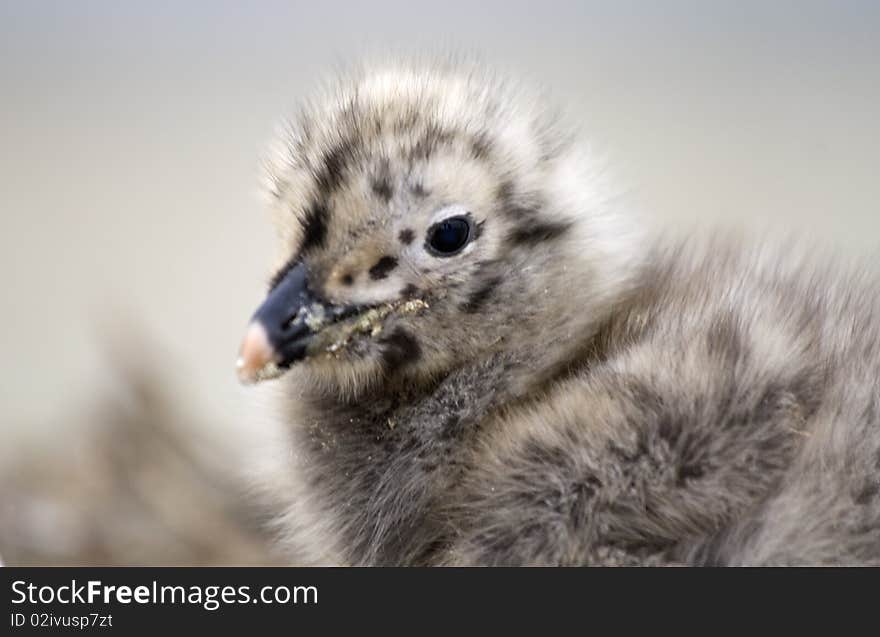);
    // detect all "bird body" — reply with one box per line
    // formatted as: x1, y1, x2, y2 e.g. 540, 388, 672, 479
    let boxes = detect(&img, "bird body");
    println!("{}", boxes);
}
242, 62, 880, 565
